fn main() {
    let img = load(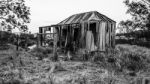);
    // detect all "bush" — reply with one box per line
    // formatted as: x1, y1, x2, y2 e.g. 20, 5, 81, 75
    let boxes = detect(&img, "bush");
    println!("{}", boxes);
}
0, 31, 11, 45
90, 46, 149, 77
92, 53, 105, 62
30, 47, 53, 60
119, 52, 147, 72
112, 46, 149, 77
